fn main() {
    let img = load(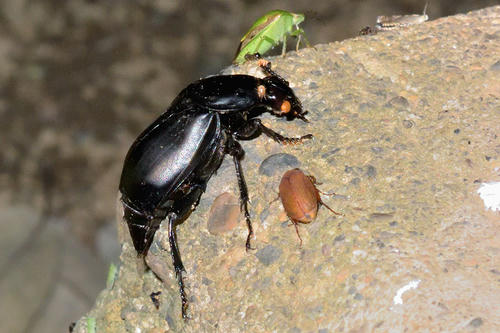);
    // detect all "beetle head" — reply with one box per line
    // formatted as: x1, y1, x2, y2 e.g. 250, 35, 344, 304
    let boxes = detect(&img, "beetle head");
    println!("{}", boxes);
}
263, 75, 309, 122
